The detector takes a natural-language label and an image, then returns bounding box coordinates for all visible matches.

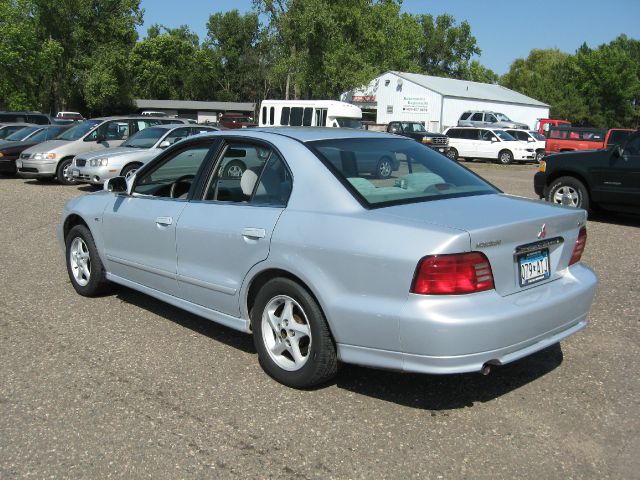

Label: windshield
[5,126,41,141]
[495,113,512,122]
[530,131,545,141]
[58,120,101,141]
[122,127,166,148]
[494,130,517,141]
[402,122,426,133]
[309,138,497,207]
[335,117,363,129]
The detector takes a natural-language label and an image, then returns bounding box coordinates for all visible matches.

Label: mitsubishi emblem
[537,223,547,239]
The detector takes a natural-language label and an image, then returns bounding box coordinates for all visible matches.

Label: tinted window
[460,112,471,120]
[494,130,516,141]
[302,107,313,126]
[0,125,29,139]
[623,134,640,155]
[104,121,129,140]
[28,125,69,142]
[461,129,479,140]
[0,113,22,122]
[471,113,483,121]
[607,130,632,146]
[310,138,497,207]
[269,107,275,125]
[446,128,461,138]
[261,106,267,124]
[289,107,303,126]
[280,107,290,125]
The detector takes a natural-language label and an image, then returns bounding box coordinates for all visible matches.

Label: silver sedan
[71,124,218,185]
[57,128,597,388]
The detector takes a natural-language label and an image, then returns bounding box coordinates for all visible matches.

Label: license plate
[518,248,550,287]
[72,168,80,177]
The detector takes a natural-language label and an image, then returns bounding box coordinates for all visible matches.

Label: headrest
[240,168,259,196]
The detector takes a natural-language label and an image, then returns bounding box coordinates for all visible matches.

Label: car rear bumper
[338,263,597,375]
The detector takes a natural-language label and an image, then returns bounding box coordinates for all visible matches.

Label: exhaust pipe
[480,363,492,376]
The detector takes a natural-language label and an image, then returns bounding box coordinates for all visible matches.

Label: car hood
[77,146,155,161]
[22,139,69,154]
[0,140,39,153]
[377,193,587,296]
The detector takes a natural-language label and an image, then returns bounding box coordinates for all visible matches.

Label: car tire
[65,224,111,296]
[498,150,513,165]
[376,156,393,179]
[56,157,77,185]
[121,162,142,179]
[251,277,337,388]
[546,176,590,210]
[223,160,246,179]
[535,149,545,162]
[445,148,458,161]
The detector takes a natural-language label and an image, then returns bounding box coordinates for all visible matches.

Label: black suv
[386,121,449,156]
[534,129,640,213]
[0,111,56,125]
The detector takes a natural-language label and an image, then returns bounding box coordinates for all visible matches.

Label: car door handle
[242,227,266,239]
[156,216,173,226]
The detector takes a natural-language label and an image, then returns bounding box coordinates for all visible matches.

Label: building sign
[402,96,428,113]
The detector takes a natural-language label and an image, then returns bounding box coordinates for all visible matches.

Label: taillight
[411,252,495,295]
[568,227,587,266]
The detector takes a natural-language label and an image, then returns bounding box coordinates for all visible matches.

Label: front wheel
[121,162,142,179]
[546,176,590,210]
[535,149,545,162]
[376,156,393,179]
[65,225,110,296]
[252,278,337,388]
[498,150,513,165]
[56,158,78,185]
[445,148,458,161]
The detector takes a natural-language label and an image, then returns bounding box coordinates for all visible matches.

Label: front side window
[485,114,498,123]
[122,127,166,148]
[471,113,483,121]
[623,134,640,155]
[608,130,632,146]
[310,138,497,207]
[133,143,212,197]
[104,121,130,140]
[480,130,496,142]
[496,113,512,122]
[163,127,191,145]
[203,142,292,205]
[494,130,516,141]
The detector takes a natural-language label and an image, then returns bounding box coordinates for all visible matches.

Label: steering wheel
[169,174,195,198]
[424,183,456,194]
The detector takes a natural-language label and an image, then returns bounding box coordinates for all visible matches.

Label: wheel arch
[545,170,592,194]
[120,161,143,175]
[245,268,336,344]
[63,213,90,240]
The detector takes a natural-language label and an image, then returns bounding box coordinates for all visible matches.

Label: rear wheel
[252,278,337,388]
[547,176,590,210]
[498,150,513,165]
[56,157,77,185]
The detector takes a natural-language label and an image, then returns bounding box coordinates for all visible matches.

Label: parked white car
[443,127,536,164]
[71,124,218,185]
[504,129,546,161]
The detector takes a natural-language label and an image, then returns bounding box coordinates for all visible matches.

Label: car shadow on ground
[114,287,256,354]
[115,285,563,408]
[334,344,564,410]
[589,211,640,227]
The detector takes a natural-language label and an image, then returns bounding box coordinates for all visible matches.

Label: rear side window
[460,112,471,120]
[471,113,483,121]
[461,129,479,140]
[289,107,303,126]
[280,107,290,125]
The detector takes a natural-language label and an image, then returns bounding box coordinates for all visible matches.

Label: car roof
[231,127,406,143]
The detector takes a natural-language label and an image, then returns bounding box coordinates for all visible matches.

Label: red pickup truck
[545,126,634,153]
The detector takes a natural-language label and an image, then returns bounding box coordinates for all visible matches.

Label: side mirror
[158,140,171,148]
[104,176,128,193]
[491,137,498,143]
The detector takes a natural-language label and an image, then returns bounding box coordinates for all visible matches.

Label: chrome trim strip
[177,274,237,295]
[106,255,177,280]
[514,237,563,255]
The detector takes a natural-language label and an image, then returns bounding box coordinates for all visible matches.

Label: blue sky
[138,0,639,75]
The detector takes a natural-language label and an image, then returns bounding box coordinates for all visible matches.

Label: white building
[341,71,549,133]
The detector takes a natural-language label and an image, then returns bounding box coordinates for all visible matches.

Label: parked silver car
[58,128,597,388]
[17,116,191,184]
[458,111,529,130]
[71,124,218,185]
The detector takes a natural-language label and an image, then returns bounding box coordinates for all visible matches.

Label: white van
[259,100,362,129]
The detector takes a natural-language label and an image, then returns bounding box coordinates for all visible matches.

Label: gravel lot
[1,162,638,479]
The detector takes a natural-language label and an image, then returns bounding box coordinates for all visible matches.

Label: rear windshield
[58,120,101,141]
[309,138,497,207]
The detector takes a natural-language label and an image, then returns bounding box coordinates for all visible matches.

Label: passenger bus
[259,100,363,128]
